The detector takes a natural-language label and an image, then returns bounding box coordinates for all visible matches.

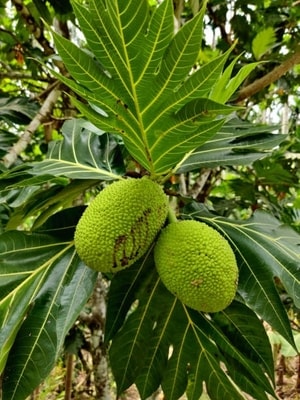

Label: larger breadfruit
[74,177,168,273]
[154,220,238,313]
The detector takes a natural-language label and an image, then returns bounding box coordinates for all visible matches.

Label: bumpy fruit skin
[74,177,168,273]
[154,220,238,313]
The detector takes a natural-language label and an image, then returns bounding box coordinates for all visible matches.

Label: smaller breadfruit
[154,220,238,313]
[74,177,168,273]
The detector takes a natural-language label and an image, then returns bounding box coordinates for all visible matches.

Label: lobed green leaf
[107,252,276,400]
[52,0,255,176]
[178,118,284,172]
[30,118,125,180]
[0,214,97,399]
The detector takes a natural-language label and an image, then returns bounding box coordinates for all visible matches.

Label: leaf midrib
[8,243,74,400]
[114,1,154,173]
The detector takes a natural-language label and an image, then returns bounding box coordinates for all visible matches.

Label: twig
[0,71,50,81]
[64,352,74,400]
[207,3,233,47]
[189,169,212,199]
[2,85,61,168]
[235,49,300,102]
[296,354,300,392]
[34,79,61,101]
[11,0,67,72]
[11,0,54,56]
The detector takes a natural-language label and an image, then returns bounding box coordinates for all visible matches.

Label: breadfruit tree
[0,0,300,399]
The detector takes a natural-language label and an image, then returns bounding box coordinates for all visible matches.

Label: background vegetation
[0,0,299,399]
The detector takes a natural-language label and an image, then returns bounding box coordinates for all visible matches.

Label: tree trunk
[89,275,111,400]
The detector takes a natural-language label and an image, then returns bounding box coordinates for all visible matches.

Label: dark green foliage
[0,95,38,125]
[0,0,299,399]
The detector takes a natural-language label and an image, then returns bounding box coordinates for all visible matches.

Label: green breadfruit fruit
[154,220,238,313]
[74,177,168,273]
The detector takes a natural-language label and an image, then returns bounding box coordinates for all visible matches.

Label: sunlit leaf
[51,0,255,176]
[209,51,259,104]
[252,27,277,60]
